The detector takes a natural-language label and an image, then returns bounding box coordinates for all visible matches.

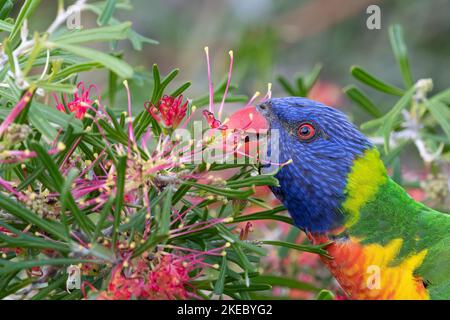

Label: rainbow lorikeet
[256,97,450,300]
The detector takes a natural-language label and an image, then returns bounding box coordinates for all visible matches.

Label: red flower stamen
[53,82,98,119]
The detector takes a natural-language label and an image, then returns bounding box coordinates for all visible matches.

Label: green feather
[348,177,450,299]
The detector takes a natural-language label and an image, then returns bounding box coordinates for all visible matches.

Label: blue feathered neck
[259,97,373,233]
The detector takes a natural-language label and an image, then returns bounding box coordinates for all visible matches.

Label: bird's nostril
[257,102,270,111]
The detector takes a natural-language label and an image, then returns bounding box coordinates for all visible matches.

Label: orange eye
[297,122,316,141]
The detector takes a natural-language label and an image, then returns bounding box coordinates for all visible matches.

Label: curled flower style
[53,82,99,119]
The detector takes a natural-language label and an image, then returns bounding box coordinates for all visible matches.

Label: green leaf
[431,87,450,104]
[150,63,161,102]
[0,278,33,299]
[127,30,159,50]
[230,205,292,226]
[112,155,127,246]
[261,240,332,258]
[304,63,323,93]
[0,19,13,32]
[47,42,133,79]
[157,68,179,99]
[0,221,70,253]
[351,66,404,96]
[223,283,271,292]
[9,0,41,42]
[158,188,173,236]
[192,94,247,108]
[252,275,320,292]
[51,22,131,44]
[425,99,450,142]
[361,86,415,134]
[30,102,83,133]
[22,33,43,76]
[278,227,300,259]
[31,275,66,300]
[31,143,94,235]
[226,175,279,188]
[34,81,77,94]
[232,213,293,226]
[183,181,254,199]
[28,109,58,140]
[344,85,382,118]
[59,168,79,236]
[53,61,103,81]
[108,68,118,106]
[389,24,414,88]
[380,87,416,152]
[29,143,64,189]
[316,289,335,300]
[296,77,306,97]
[277,76,296,96]
[231,243,255,272]
[85,3,158,50]
[3,37,15,73]
[170,81,191,97]
[0,86,19,101]
[213,255,227,295]
[0,193,67,240]
[0,258,102,275]
[92,197,114,242]
[97,0,117,25]
[0,1,13,20]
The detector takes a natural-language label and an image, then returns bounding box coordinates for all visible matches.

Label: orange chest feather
[311,235,429,300]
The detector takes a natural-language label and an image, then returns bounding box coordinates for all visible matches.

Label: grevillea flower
[97,254,196,300]
[53,82,98,119]
[145,95,188,129]
[308,81,342,106]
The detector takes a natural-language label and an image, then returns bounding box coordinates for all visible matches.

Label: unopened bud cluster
[421,173,449,202]
[23,189,59,219]
[0,124,32,153]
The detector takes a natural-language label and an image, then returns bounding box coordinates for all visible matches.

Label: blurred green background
[26,0,450,111]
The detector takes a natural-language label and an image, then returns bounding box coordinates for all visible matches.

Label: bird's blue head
[257,97,373,233]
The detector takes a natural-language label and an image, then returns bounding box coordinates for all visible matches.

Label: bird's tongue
[225,106,268,131]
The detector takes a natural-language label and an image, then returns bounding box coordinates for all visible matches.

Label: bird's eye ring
[297,121,317,142]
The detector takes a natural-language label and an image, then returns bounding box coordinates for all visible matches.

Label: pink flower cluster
[145,95,188,129]
[54,82,97,119]
[97,255,193,300]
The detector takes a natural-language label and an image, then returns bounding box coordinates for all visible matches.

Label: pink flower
[145,95,188,128]
[225,106,268,131]
[407,188,426,201]
[53,82,97,119]
[97,255,196,300]
[308,81,342,106]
